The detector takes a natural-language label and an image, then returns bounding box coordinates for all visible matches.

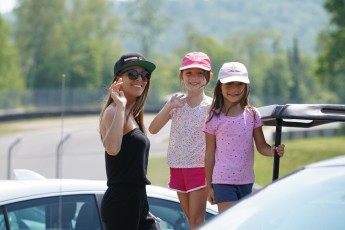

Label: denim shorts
[169,167,206,193]
[213,183,253,203]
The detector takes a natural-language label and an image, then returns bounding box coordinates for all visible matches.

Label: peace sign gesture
[109,78,126,108]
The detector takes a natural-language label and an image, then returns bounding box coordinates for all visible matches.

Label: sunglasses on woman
[121,69,151,82]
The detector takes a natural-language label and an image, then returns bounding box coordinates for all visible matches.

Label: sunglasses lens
[127,70,138,80]
[141,71,151,81]
[124,69,151,81]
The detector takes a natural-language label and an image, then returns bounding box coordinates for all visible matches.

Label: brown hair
[206,81,254,122]
[99,76,150,137]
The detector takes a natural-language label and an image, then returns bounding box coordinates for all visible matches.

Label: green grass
[148,136,345,187]
[147,155,170,187]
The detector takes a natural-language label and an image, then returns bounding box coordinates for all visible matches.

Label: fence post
[56,134,70,178]
[7,138,21,179]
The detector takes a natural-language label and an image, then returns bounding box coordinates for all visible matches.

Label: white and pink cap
[218,62,250,84]
[179,52,212,71]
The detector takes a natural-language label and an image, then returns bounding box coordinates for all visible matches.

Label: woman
[99,53,158,229]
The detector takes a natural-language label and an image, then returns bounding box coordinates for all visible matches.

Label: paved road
[0,114,171,180]
[1,114,339,180]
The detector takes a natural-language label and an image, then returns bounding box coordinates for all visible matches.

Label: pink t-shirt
[202,107,263,184]
[167,96,212,168]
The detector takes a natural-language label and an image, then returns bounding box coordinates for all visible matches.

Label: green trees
[122,0,170,59]
[0,16,24,108]
[316,0,345,102]
[0,16,23,90]
[14,0,120,89]
[0,0,342,111]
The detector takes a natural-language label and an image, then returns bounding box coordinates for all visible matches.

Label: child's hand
[167,94,186,109]
[272,144,285,157]
[207,188,216,205]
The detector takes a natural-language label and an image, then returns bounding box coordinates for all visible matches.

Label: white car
[200,103,345,230]
[0,169,218,230]
[199,155,345,230]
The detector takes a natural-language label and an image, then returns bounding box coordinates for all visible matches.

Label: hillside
[118,0,329,55]
[2,0,329,55]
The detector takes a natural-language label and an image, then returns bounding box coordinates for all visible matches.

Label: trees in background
[121,0,170,59]
[14,0,120,90]
[0,0,342,111]
[316,0,345,102]
[0,16,25,108]
[0,17,23,90]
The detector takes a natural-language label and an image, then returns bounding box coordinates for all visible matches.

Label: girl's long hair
[206,81,252,122]
[99,77,150,137]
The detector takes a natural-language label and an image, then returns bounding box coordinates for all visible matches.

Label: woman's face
[118,66,149,99]
[221,81,246,105]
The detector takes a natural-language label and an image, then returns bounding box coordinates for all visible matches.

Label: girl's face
[221,81,246,105]
[181,68,207,92]
[118,66,149,99]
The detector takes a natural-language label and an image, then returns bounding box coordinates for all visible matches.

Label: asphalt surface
[1,114,338,181]
[0,114,171,180]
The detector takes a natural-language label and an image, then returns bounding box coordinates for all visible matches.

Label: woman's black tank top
[105,128,151,186]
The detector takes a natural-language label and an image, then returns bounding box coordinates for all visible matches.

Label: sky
[0,0,17,14]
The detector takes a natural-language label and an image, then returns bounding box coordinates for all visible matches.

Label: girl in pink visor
[149,52,213,229]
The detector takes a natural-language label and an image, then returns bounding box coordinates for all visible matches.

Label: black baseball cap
[113,53,156,76]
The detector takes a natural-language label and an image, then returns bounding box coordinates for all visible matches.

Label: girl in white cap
[203,62,285,213]
[149,52,213,229]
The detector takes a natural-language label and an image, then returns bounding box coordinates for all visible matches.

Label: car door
[148,197,216,230]
[1,194,102,230]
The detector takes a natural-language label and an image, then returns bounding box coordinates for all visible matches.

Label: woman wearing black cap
[99,53,158,229]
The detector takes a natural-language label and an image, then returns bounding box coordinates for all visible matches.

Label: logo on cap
[124,56,143,63]
[218,62,250,84]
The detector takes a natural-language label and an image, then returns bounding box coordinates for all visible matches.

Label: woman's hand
[110,78,126,108]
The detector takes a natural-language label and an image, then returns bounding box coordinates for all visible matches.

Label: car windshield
[203,166,345,230]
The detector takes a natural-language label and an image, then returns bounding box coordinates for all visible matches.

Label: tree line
[0,0,343,112]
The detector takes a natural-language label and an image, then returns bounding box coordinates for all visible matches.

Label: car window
[148,197,190,230]
[0,207,6,229]
[148,197,215,230]
[5,194,102,230]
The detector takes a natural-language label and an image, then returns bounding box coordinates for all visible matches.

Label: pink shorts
[168,167,206,193]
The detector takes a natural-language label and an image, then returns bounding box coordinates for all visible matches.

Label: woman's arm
[101,79,126,156]
[101,104,125,156]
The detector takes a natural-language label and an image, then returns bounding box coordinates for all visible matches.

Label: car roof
[259,104,345,127]
[0,177,107,204]
[305,155,345,168]
[0,178,185,204]
[0,169,181,203]
[0,169,218,213]
[258,104,345,181]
